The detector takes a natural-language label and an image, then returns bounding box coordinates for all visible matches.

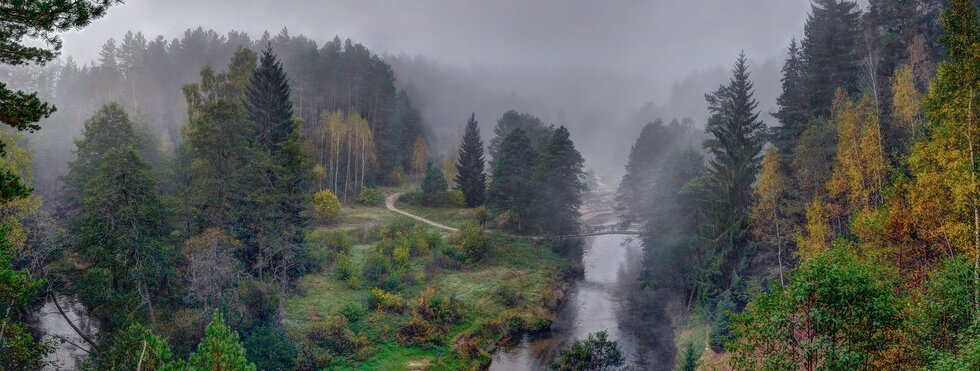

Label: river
[489,232,675,370]
[34,295,98,370]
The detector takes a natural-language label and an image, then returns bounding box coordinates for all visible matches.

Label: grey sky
[61,0,812,100]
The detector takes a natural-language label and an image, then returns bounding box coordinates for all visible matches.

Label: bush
[305,229,354,267]
[379,216,419,240]
[370,288,407,313]
[446,222,489,263]
[549,331,624,371]
[397,316,442,346]
[236,277,280,329]
[362,249,400,290]
[243,324,297,371]
[475,205,488,226]
[356,186,382,206]
[413,286,466,326]
[335,252,361,289]
[448,189,465,207]
[311,189,342,223]
[304,315,371,363]
[339,302,368,322]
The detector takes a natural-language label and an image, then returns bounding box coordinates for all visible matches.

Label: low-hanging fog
[55,0,808,182]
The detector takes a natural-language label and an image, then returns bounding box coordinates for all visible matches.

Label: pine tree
[801,0,862,119]
[488,128,538,232]
[701,53,767,294]
[182,312,257,371]
[488,110,554,165]
[181,48,256,233]
[455,113,487,207]
[245,44,294,155]
[73,145,172,332]
[420,163,449,207]
[240,45,313,320]
[532,126,586,236]
[616,119,696,224]
[772,39,810,159]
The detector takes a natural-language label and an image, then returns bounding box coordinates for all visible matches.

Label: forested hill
[1,28,426,197]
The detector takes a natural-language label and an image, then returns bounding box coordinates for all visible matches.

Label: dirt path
[385,192,459,232]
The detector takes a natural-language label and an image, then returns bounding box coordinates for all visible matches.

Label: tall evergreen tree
[701,53,767,294]
[245,44,294,155]
[532,126,586,236]
[73,146,172,332]
[455,113,487,207]
[240,45,312,319]
[488,128,538,232]
[181,48,257,234]
[616,119,696,224]
[772,39,810,159]
[801,0,862,119]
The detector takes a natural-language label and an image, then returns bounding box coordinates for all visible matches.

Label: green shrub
[303,315,371,367]
[311,189,342,223]
[370,288,407,313]
[356,186,382,206]
[305,229,353,266]
[448,189,465,207]
[243,324,297,371]
[446,222,488,263]
[339,302,368,322]
[549,331,624,371]
[362,249,397,289]
[475,205,488,226]
[413,286,466,326]
[379,216,419,240]
[335,252,361,289]
[396,316,442,346]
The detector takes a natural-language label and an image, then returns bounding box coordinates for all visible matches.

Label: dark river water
[489,232,675,370]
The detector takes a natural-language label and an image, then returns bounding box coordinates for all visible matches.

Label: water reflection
[489,234,674,370]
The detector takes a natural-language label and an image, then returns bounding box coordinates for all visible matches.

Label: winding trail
[385,192,459,232]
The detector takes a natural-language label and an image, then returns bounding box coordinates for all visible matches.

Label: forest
[2,0,980,370]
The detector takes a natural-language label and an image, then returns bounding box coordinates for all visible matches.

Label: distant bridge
[564,221,641,237]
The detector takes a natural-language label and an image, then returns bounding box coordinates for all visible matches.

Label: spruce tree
[532,126,586,235]
[488,110,553,164]
[240,45,312,314]
[420,163,449,207]
[181,48,257,233]
[183,312,257,371]
[245,44,294,154]
[801,0,862,119]
[701,53,766,293]
[73,145,172,332]
[488,128,538,232]
[455,113,487,207]
[772,39,809,159]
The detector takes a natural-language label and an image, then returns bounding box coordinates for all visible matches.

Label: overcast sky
[60,0,815,99]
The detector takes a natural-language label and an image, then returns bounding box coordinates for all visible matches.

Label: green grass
[285,192,569,369]
[398,204,477,229]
